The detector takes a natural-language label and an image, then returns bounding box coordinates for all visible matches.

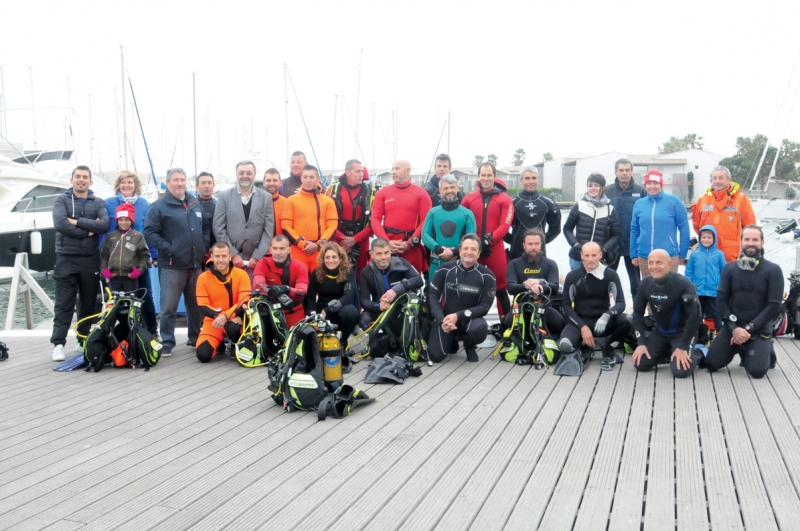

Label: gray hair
[439,173,458,186]
[711,165,732,180]
[236,160,257,173]
[520,165,539,177]
[345,159,362,171]
[166,167,186,181]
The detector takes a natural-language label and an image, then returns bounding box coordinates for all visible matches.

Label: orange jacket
[281,189,338,248]
[196,265,252,319]
[692,182,756,262]
[272,192,287,237]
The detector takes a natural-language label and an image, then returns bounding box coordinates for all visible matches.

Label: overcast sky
[1,0,799,179]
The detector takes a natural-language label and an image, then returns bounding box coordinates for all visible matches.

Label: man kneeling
[632,250,703,377]
[428,234,496,363]
[196,242,251,363]
[557,242,630,372]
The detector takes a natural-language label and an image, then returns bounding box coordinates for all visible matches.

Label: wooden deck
[3,332,800,530]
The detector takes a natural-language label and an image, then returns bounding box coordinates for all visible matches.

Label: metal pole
[192,72,197,179]
[88,94,93,170]
[114,87,121,171]
[284,63,289,163]
[29,67,36,149]
[355,48,362,159]
[121,45,128,169]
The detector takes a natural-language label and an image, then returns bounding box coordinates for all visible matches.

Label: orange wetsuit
[272,191,287,237]
[281,188,338,274]
[195,264,252,362]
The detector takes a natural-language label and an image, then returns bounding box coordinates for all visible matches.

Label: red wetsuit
[461,179,514,320]
[326,175,374,279]
[253,256,309,327]
[371,181,432,273]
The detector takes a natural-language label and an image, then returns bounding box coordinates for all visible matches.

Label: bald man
[559,242,631,366]
[632,250,704,377]
[371,159,432,273]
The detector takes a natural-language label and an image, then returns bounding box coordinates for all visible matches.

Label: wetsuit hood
[480,178,509,196]
[518,189,541,200]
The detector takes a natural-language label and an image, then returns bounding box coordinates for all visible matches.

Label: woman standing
[304,243,360,342]
[103,171,158,336]
[563,173,621,270]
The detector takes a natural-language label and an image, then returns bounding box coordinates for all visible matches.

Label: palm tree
[487,154,498,166]
[473,155,484,167]
[683,133,704,150]
[542,152,553,161]
[512,148,526,166]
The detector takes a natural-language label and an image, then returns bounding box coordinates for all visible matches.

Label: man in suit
[213,160,275,278]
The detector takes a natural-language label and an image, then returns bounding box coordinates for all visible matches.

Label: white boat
[0,150,113,272]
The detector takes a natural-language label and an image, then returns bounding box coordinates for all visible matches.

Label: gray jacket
[213,186,274,261]
[53,189,110,256]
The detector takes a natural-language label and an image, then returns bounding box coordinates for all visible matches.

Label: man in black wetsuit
[422,154,464,207]
[506,166,561,260]
[505,228,565,335]
[631,249,703,377]
[704,225,783,378]
[428,234,496,363]
[358,238,425,329]
[559,242,631,364]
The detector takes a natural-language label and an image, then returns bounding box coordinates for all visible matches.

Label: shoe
[614,353,624,365]
[52,344,66,362]
[465,347,479,362]
[449,343,460,355]
[186,339,195,347]
[162,350,172,358]
[153,333,161,343]
[75,340,84,353]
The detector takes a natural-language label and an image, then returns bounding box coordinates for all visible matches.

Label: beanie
[643,170,664,186]
[115,203,136,223]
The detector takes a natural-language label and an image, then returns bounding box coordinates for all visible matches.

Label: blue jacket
[144,191,210,269]
[685,225,727,297]
[605,178,646,256]
[629,191,690,259]
[102,194,157,259]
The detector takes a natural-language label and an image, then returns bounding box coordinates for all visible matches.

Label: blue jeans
[158,267,202,351]
[569,258,583,271]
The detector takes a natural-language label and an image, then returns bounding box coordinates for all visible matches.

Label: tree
[658,133,704,154]
[687,171,695,202]
[487,154,498,166]
[718,135,800,190]
[473,155,484,167]
[542,152,553,161]
[512,148,526,166]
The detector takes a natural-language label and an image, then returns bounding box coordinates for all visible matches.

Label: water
[0,273,57,330]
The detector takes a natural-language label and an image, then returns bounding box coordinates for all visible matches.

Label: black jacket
[198,196,217,247]
[144,191,210,269]
[53,189,110,256]
[605,179,645,256]
[305,267,357,314]
[563,199,620,262]
[359,256,424,314]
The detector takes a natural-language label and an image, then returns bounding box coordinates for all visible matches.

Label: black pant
[633,329,702,378]
[327,305,359,342]
[699,296,722,332]
[560,314,631,356]
[51,254,101,346]
[359,309,380,330]
[108,276,138,293]
[428,317,488,363]
[503,306,565,337]
[610,254,641,299]
[138,268,158,335]
[705,328,772,379]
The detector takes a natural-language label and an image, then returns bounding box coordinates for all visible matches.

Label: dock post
[5,252,54,330]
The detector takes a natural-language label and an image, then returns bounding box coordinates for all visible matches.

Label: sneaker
[162,350,172,358]
[465,347,479,362]
[52,344,66,362]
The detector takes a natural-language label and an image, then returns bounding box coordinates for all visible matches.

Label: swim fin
[553,351,584,377]
[53,354,88,372]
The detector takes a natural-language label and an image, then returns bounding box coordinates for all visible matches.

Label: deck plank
[674,375,709,530]
[642,368,675,530]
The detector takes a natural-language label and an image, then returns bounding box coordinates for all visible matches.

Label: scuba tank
[318,320,344,390]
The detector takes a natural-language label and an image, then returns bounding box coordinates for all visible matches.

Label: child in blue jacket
[685,225,726,332]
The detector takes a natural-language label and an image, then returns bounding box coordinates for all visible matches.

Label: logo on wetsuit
[523,268,542,274]
[651,293,668,302]
[446,281,480,295]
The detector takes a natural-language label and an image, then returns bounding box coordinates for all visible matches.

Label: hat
[115,203,136,223]
[643,170,664,186]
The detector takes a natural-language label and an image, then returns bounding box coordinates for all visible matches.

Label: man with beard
[631,250,703,377]
[704,226,783,378]
[280,151,307,197]
[428,234,496,363]
[263,168,286,237]
[506,166,561,260]
[326,159,374,278]
[213,161,274,278]
[423,154,464,207]
[505,228,565,336]
[422,174,476,279]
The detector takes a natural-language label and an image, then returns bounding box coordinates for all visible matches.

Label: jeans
[158,267,202,351]
[51,254,101,346]
[569,258,583,271]
[610,254,641,299]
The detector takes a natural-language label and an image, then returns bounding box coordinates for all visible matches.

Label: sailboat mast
[284,63,289,163]
[192,72,197,178]
[355,48,362,158]
[29,67,36,149]
[332,95,337,170]
[121,45,128,169]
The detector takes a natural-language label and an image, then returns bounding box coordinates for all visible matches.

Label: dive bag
[268,322,328,411]
[365,291,429,362]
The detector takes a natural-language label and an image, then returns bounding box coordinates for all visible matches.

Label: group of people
[49,153,783,380]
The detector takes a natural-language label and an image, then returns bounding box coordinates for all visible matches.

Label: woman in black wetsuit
[305,243,360,341]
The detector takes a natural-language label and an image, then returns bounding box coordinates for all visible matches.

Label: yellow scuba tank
[319,330,343,389]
